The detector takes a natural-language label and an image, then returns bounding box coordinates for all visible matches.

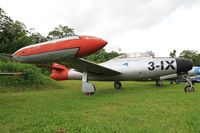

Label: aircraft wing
[0,53,13,61]
[0,72,24,76]
[58,58,121,76]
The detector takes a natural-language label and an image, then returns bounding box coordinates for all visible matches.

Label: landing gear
[114,81,122,89]
[182,74,195,92]
[156,80,163,87]
[82,72,96,96]
[184,85,194,92]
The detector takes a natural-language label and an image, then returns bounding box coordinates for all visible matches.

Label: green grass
[1,81,200,133]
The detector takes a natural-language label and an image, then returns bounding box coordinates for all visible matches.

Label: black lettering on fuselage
[148,62,155,70]
[148,60,175,71]
[165,61,175,70]
[161,61,164,70]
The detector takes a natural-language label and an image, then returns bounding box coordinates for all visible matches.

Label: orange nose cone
[99,39,108,48]
[76,36,108,58]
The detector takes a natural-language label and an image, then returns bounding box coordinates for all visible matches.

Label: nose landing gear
[182,74,195,92]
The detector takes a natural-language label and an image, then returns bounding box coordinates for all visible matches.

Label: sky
[1,0,200,57]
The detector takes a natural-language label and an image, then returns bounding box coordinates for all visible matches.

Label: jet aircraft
[47,55,193,95]
[0,35,194,95]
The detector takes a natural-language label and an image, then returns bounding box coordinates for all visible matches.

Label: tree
[85,49,120,63]
[179,50,200,66]
[169,49,176,58]
[0,8,76,54]
[0,8,32,54]
[146,51,155,58]
[47,24,75,40]
[30,32,46,44]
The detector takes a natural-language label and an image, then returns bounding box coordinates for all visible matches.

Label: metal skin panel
[13,48,79,63]
[58,58,121,76]
[68,69,83,80]
[66,57,178,81]
[99,57,176,80]
[8,35,107,63]
[13,36,107,59]
[49,56,193,94]
[13,36,80,53]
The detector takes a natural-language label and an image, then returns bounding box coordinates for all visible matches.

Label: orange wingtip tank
[13,36,107,63]
[50,63,70,81]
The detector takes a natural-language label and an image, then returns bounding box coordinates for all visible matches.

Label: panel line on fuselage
[13,48,79,63]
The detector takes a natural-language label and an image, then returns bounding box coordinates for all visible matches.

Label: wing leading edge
[58,58,121,76]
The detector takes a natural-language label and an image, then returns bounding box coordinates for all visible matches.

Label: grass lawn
[1,81,200,133]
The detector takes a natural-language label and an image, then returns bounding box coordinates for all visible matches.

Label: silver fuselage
[68,57,179,81]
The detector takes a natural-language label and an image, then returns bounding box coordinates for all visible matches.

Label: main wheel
[184,85,194,92]
[156,80,163,86]
[85,92,95,96]
[84,84,96,96]
[114,81,122,89]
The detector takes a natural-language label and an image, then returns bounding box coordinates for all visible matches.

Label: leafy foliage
[0,8,76,54]
[0,60,54,87]
[146,51,155,58]
[179,50,200,66]
[169,49,177,58]
[85,49,120,63]
[0,8,32,54]
[29,32,46,44]
[47,24,75,40]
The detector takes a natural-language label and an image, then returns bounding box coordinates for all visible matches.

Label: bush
[0,60,56,89]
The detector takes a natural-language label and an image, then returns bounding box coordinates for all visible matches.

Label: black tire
[184,85,194,92]
[156,80,163,86]
[114,81,122,89]
[85,92,95,96]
